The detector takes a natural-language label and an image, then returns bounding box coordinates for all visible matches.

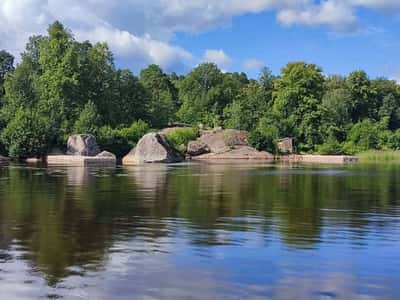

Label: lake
[0,162,399,299]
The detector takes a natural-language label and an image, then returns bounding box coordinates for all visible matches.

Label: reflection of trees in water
[0,164,399,285]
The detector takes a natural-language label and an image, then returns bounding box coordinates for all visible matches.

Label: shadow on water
[0,162,400,299]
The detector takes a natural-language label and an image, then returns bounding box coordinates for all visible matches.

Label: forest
[0,21,400,159]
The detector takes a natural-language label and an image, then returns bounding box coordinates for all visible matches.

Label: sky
[0,0,399,79]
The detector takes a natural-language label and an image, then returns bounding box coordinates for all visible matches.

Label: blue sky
[173,9,400,78]
[0,1,399,79]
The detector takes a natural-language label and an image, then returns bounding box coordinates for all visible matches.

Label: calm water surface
[0,162,399,299]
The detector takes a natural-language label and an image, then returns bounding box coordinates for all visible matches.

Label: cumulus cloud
[278,1,359,32]
[0,0,399,72]
[203,49,233,70]
[243,59,265,71]
[75,26,194,71]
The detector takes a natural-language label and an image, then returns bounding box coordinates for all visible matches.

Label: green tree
[223,69,273,131]
[1,109,51,158]
[73,101,101,135]
[346,71,377,122]
[110,69,147,127]
[177,63,227,126]
[343,119,380,153]
[272,62,325,151]
[140,64,178,128]
[248,117,279,154]
[0,50,14,98]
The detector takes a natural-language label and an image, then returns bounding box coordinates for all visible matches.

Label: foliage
[73,101,101,135]
[140,64,179,128]
[165,128,199,153]
[316,130,343,155]
[177,63,247,127]
[0,50,14,98]
[119,120,150,144]
[248,118,279,154]
[2,21,400,159]
[1,109,51,158]
[272,62,325,151]
[97,120,150,158]
[223,72,273,131]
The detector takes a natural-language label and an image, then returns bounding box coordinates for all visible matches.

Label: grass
[358,150,400,162]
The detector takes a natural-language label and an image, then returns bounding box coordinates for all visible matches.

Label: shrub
[341,141,360,155]
[249,122,279,154]
[387,129,400,150]
[97,120,150,158]
[119,120,149,144]
[1,109,52,158]
[345,119,379,152]
[317,130,343,155]
[165,127,199,153]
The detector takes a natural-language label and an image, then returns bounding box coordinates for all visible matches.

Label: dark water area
[0,162,399,299]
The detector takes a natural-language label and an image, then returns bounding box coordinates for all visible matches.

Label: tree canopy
[1,21,400,158]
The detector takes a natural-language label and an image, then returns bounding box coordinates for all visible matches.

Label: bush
[97,120,150,158]
[387,129,400,150]
[249,121,279,154]
[316,130,343,155]
[1,109,52,158]
[119,120,149,143]
[345,119,379,152]
[341,141,360,155]
[165,127,199,153]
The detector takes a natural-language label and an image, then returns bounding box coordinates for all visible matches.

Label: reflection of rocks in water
[125,165,169,195]
[66,167,90,186]
[63,167,116,187]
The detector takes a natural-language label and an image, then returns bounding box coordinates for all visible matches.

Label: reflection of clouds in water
[0,251,50,300]
[266,273,397,300]
[3,238,396,300]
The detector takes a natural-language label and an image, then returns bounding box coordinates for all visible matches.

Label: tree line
[0,21,399,159]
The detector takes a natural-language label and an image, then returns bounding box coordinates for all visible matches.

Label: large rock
[193,146,274,160]
[187,141,210,156]
[122,133,184,165]
[190,128,273,160]
[97,151,116,159]
[198,129,249,153]
[67,134,100,156]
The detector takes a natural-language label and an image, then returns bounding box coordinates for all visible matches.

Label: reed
[358,150,400,162]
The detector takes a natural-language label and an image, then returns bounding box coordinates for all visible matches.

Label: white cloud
[278,1,358,31]
[203,49,233,70]
[75,26,194,71]
[243,59,265,71]
[0,0,399,72]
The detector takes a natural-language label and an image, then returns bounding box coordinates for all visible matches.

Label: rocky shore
[16,130,358,167]
[121,128,274,165]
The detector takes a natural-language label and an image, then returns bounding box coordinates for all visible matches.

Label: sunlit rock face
[123,133,184,165]
[67,134,101,157]
[190,128,273,160]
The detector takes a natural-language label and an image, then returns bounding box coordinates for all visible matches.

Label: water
[0,162,399,299]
